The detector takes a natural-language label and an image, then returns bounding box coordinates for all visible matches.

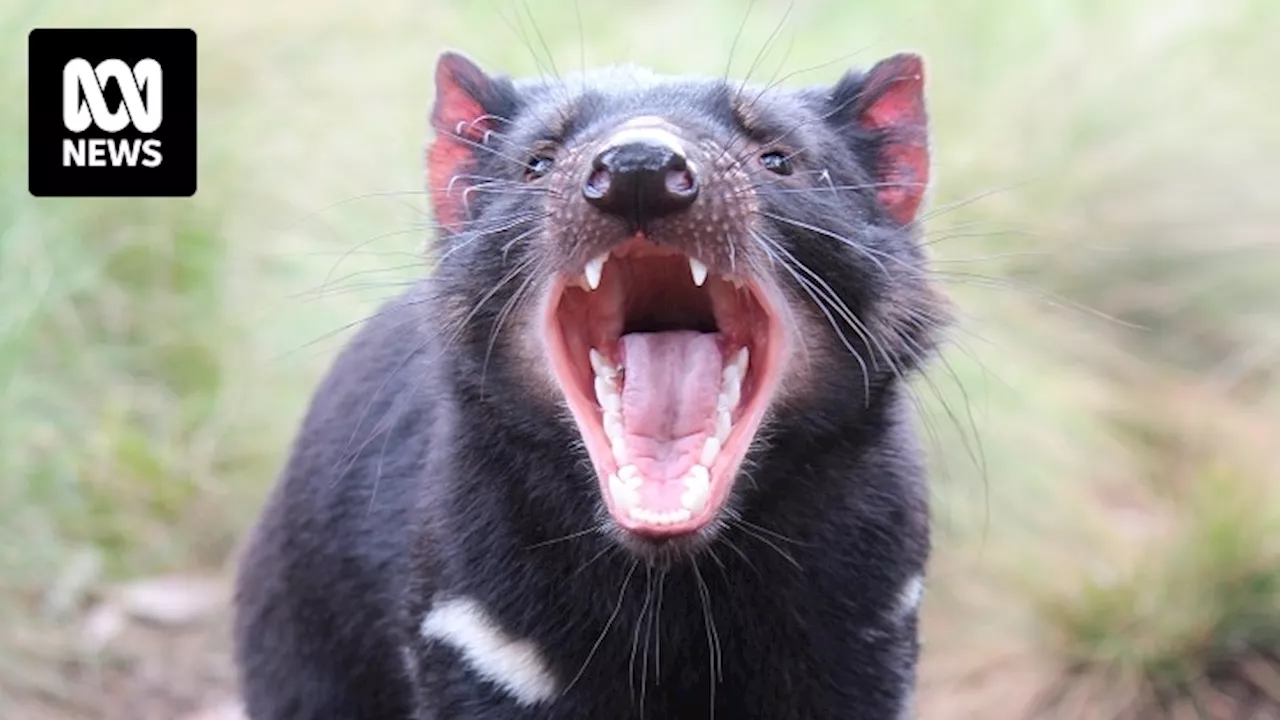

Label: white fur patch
[895,574,925,620]
[420,596,558,706]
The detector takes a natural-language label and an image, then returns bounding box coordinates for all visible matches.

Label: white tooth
[686,464,710,490]
[689,257,708,287]
[603,408,628,462]
[594,376,615,404]
[594,373,620,413]
[722,364,742,393]
[603,411,623,442]
[681,465,711,513]
[609,474,638,507]
[600,392,621,414]
[584,254,607,290]
[681,487,708,513]
[699,437,720,467]
[720,378,741,411]
[716,410,732,443]
[618,464,642,488]
[589,348,616,379]
[731,346,750,377]
[631,507,691,525]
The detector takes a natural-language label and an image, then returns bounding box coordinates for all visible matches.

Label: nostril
[665,167,696,197]
[584,167,612,200]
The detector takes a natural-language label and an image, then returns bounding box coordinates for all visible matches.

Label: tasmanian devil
[233,47,951,720]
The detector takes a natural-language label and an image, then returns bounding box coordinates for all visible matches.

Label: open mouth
[543,237,785,538]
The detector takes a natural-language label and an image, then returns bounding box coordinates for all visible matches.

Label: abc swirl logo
[28,28,196,198]
[61,57,165,168]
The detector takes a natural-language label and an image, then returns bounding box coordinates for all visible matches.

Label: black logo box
[28,28,197,198]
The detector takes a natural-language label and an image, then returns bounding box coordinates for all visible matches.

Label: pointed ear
[830,53,930,225]
[427,51,519,232]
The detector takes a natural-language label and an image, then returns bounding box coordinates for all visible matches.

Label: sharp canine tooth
[689,258,708,287]
[584,254,607,290]
[732,347,750,376]
[700,437,720,466]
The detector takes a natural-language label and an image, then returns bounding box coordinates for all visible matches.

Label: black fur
[234,54,948,720]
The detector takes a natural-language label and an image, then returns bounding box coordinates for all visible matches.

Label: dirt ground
[9,573,244,720]
[81,619,242,720]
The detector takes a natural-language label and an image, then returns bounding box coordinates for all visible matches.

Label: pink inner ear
[856,55,929,225]
[427,55,492,232]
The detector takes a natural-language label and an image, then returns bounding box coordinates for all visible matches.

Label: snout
[582,121,699,231]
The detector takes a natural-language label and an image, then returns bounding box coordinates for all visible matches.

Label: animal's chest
[411,574,896,720]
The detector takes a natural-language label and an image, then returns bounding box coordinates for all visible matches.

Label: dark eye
[526,155,555,180]
[759,151,793,175]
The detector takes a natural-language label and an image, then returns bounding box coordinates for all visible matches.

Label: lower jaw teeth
[618,465,642,485]
[628,507,692,526]
[591,346,748,528]
[608,461,712,526]
[611,439,629,464]
[608,473,641,508]
[680,465,711,511]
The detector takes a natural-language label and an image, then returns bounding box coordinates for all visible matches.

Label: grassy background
[2,0,1278,716]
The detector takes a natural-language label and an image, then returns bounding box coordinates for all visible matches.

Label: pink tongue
[618,331,722,486]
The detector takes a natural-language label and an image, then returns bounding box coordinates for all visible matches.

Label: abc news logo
[28,28,196,197]
[62,57,165,169]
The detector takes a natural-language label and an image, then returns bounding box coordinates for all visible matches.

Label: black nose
[582,140,698,227]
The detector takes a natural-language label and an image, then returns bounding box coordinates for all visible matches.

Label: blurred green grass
[2,0,1278,716]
